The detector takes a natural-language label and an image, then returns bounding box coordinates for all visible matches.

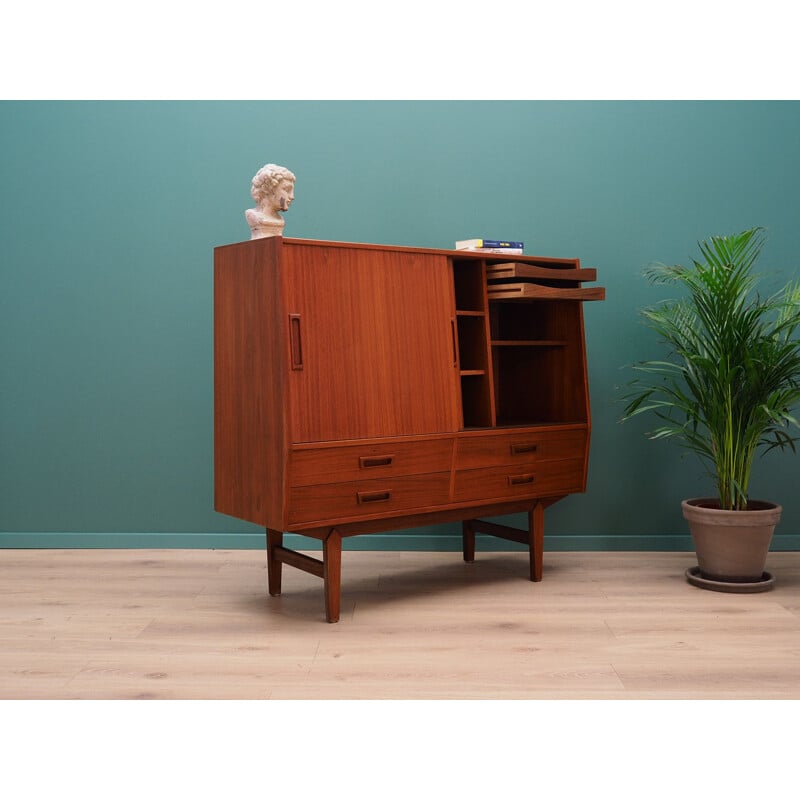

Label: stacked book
[455,238,524,255]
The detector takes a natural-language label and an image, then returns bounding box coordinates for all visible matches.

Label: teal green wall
[2,101,800,550]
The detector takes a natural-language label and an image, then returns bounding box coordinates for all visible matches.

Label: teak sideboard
[214,237,604,621]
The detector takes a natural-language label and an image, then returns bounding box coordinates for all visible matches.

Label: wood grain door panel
[285,244,460,442]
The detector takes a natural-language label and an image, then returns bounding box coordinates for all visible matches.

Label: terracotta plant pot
[682,498,782,585]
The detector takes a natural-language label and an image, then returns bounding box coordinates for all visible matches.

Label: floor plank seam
[609,662,627,693]
[603,620,618,640]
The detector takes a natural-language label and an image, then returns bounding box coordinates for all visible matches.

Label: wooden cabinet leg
[323,529,342,623]
[528,503,544,582]
[462,520,475,563]
[266,529,283,596]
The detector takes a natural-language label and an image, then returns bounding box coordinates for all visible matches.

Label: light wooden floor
[2,548,800,699]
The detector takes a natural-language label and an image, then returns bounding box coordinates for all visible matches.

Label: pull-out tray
[487,283,606,301]
[486,262,597,283]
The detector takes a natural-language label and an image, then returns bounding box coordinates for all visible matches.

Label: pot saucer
[685,566,774,593]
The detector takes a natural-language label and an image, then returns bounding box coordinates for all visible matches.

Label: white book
[457,247,524,255]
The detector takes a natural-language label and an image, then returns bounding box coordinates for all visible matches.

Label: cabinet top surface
[214,236,582,266]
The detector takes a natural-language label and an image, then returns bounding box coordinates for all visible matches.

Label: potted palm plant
[622,227,800,592]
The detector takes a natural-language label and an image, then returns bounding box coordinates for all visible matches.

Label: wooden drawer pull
[289,314,303,370]
[508,474,535,486]
[510,443,538,456]
[357,490,392,504]
[359,455,394,469]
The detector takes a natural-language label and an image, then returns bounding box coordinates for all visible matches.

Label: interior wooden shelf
[491,340,568,347]
[455,310,486,317]
[495,417,587,427]
[460,369,486,376]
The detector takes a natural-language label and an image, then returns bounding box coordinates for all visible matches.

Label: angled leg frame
[462,501,545,581]
[266,501,544,624]
[266,528,343,622]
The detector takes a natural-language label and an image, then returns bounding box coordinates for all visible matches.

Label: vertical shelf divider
[479,260,497,427]
[451,257,496,429]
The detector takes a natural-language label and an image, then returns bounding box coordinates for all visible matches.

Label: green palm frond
[621,227,800,510]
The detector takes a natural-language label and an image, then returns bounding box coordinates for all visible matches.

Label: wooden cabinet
[214,238,604,621]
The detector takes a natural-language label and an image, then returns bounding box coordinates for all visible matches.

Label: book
[456,238,524,250]
[459,247,524,254]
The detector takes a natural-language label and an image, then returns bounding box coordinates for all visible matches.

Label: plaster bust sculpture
[245,163,296,239]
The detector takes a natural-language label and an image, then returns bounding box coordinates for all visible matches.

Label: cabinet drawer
[455,429,586,470]
[290,438,453,487]
[453,458,584,503]
[288,472,451,525]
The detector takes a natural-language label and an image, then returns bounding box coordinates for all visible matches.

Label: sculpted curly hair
[251,164,296,204]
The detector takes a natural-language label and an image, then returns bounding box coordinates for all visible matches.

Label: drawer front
[290,438,454,487]
[288,472,451,525]
[453,458,585,503]
[455,429,586,470]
